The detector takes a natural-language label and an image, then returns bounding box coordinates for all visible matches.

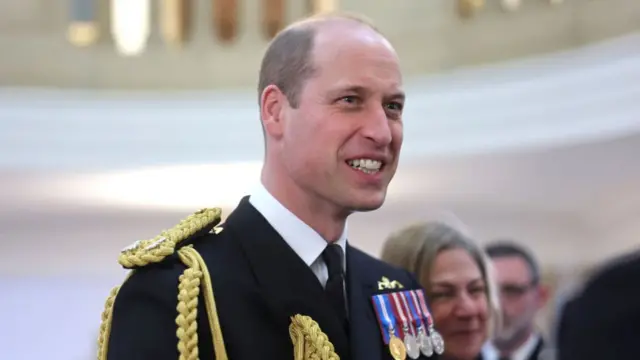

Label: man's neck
[494,327,535,356]
[261,172,347,243]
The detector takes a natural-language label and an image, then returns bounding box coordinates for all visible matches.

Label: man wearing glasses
[482,241,549,360]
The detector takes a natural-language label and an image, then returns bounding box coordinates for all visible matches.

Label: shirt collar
[248,183,348,269]
[482,333,541,360]
[512,333,540,360]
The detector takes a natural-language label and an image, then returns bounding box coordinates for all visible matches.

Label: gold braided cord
[176,264,201,360]
[289,314,340,360]
[97,284,121,360]
[96,208,223,360]
[118,208,222,269]
[177,246,228,360]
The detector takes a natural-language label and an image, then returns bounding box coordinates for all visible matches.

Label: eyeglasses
[499,283,536,298]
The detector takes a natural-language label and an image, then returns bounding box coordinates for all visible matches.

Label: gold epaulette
[118,207,223,269]
[97,207,229,360]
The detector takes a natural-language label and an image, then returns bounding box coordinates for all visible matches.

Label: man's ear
[536,284,551,309]
[260,85,286,139]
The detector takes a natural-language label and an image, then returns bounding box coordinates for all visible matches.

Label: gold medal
[389,334,407,360]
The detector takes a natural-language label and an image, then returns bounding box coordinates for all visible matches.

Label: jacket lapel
[223,197,350,358]
[346,245,389,360]
[529,336,545,360]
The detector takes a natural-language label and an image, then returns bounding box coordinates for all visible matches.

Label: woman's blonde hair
[380,221,501,337]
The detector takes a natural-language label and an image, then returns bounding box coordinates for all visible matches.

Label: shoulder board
[118,207,223,269]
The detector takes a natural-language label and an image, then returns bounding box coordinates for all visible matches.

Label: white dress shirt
[248,183,348,288]
[482,333,541,360]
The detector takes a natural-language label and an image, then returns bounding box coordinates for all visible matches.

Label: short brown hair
[257,12,379,109]
[485,240,541,285]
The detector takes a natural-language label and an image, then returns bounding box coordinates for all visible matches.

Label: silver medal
[403,326,420,359]
[418,326,434,357]
[429,327,445,355]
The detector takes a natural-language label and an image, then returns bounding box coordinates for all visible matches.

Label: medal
[389,333,407,360]
[406,290,434,357]
[429,329,445,355]
[372,294,406,360]
[418,326,434,356]
[403,332,419,359]
[391,292,420,359]
[416,289,445,355]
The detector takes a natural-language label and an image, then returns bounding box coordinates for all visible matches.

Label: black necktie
[322,244,348,328]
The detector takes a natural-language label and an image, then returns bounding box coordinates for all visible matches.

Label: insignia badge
[120,237,168,254]
[378,276,404,290]
[211,226,224,234]
[121,240,142,253]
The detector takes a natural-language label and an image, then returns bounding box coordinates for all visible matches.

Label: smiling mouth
[346,158,384,174]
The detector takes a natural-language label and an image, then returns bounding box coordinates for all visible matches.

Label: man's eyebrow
[328,85,367,95]
[387,91,405,102]
[326,85,405,102]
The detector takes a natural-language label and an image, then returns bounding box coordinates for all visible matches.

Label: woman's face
[427,248,489,360]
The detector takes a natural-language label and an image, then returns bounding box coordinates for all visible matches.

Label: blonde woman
[381,222,500,360]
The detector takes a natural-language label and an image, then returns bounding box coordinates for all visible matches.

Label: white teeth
[348,158,383,173]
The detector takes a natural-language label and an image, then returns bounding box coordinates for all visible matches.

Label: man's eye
[386,102,403,111]
[470,286,486,295]
[339,96,358,104]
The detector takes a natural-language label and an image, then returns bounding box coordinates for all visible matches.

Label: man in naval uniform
[99,12,441,360]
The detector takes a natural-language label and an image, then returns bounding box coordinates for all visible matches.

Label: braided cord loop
[289,314,340,360]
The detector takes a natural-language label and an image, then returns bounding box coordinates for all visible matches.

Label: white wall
[0,276,116,360]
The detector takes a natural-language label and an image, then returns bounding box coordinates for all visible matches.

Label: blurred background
[1,0,639,358]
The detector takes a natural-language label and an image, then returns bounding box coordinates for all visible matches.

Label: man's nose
[361,105,392,146]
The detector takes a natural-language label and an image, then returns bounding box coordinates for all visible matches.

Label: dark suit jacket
[106,197,436,360]
[476,336,545,360]
[556,250,640,360]
[528,337,545,360]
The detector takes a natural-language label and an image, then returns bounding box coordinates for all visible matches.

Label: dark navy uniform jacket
[557,250,640,360]
[106,196,438,360]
